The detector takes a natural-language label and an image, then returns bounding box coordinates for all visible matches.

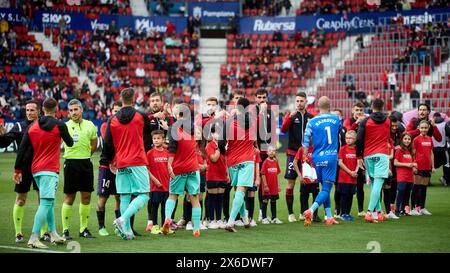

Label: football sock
[312,182,333,211]
[270,201,277,219]
[230,191,245,222]
[261,201,268,219]
[119,195,131,232]
[97,210,105,228]
[121,194,149,223]
[32,199,52,234]
[79,203,90,233]
[40,222,48,236]
[192,207,201,231]
[285,188,294,214]
[46,201,55,232]
[147,199,152,221]
[13,204,24,235]
[216,193,224,221]
[247,196,255,220]
[114,209,121,219]
[199,199,204,219]
[171,198,178,219]
[61,203,73,232]
[165,198,176,221]
[208,194,216,221]
[311,202,319,213]
[151,202,159,225]
[368,178,384,212]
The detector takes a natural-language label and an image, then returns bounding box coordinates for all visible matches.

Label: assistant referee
[61,99,98,240]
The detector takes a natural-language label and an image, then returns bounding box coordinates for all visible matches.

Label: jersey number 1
[325,126,332,145]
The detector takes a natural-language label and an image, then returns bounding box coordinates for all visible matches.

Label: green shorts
[228,161,255,188]
[364,154,390,180]
[170,171,200,195]
[116,166,150,195]
[33,171,59,199]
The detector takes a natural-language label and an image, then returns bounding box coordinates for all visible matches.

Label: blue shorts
[97,167,117,197]
[284,155,301,180]
[33,171,59,199]
[364,154,390,180]
[314,160,338,183]
[228,161,254,187]
[116,166,150,195]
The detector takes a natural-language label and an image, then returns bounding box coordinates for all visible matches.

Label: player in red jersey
[394,132,416,216]
[14,98,73,248]
[222,98,256,232]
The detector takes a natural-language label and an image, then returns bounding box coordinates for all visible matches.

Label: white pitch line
[0,245,66,253]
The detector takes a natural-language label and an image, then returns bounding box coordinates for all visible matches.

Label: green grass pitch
[0,152,449,253]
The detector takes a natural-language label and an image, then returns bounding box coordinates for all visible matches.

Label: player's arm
[58,121,74,147]
[90,136,98,155]
[431,123,442,142]
[199,159,207,172]
[293,157,304,184]
[102,119,116,163]
[431,149,435,172]
[167,129,178,179]
[13,128,32,183]
[280,112,291,133]
[302,122,312,157]
[209,147,221,163]
[406,119,420,137]
[338,158,356,177]
[0,123,20,148]
[261,174,269,192]
[148,170,162,188]
[254,161,260,187]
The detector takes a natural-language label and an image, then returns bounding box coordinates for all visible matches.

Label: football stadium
[0,0,450,255]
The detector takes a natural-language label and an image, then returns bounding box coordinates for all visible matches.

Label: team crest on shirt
[154,157,168,163]
[72,133,79,142]
[294,118,300,123]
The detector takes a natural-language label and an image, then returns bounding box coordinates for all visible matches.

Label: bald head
[318,96,330,112]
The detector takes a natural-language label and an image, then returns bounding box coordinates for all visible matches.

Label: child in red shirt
[293,144,320,222]
[337,130,359,222]
[260,146,282,224]
[412,121,435,215]
[394,132,416,216]
[205,127,228,229]
[146,130,170,234]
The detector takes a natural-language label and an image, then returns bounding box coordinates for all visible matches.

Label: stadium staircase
[32,32,98,96]
[199,38,226,101]
[304,34,374,95]
[130,0,150,17]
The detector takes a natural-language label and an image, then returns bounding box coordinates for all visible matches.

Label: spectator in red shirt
[411,121,435,216]
[260,146,282,224]
[394,132,416,216]
[166,20,175,37]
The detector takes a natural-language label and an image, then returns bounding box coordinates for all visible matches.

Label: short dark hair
[296,91,307,98]
[332,108,343,115]
[353,102,365,108]
[418,103,430,112]
[206,97,218,104]
[371,99,384,111]
[112,101,122,108]
[151,130,165,137]
[25,100,39,107]
[233,90,245,98]
[150,92,162,99]
[255,89,268,97]
[237,97,250,109]
[121,88,135,105]
[433,112,441,118]
[389,115,398,123]
[43,98,57,112]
